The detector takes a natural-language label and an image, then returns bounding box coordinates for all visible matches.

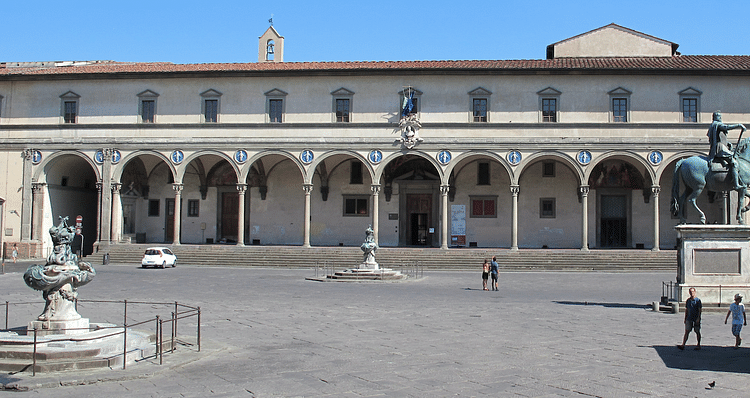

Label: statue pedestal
[27,318,90,337]
[676,225,750,304]
[357,261,379,270]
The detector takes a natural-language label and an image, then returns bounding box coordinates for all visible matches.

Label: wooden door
[221,192,239,242]
[165,199,175,243]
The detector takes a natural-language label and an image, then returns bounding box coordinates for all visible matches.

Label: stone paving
[0,261,748,397]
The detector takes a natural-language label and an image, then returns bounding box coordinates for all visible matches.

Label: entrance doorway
[406,194,432,246]
[600,194,627,247]
[165,199,175,243]
[221,192,239,243]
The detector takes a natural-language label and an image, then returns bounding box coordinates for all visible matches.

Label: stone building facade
[1,24,748,257]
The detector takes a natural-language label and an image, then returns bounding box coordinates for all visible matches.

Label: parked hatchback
[141,247,177,268]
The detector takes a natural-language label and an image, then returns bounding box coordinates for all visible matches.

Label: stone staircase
[101,244,677,272]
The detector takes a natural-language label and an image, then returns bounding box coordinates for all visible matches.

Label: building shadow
[651,345,750,373]
[554,300,650,309]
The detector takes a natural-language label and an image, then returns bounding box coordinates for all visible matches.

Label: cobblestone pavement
[1,262,747,397]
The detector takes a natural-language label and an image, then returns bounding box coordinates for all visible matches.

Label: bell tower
[258,26,284,63]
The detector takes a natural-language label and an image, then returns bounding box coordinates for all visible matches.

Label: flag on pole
[401,89,414,117]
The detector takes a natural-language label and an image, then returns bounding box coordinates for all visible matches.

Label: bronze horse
[671,138,750,224]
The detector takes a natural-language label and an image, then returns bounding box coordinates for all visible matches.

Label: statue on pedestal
[359,225,378,269]
[23,216,96,322]
[671,112,750,224]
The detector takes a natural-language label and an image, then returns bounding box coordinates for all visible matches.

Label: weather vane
[269,14,274,26]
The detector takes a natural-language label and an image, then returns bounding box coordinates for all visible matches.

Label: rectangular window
[542,161,555,177]
[187,200,200,217]
[542,98,557,122]
[148,199,160,216]
[350,161,363,184]
[336,99,350,122]
[477,162,490,185]
[344,196,368,216]
[63,101,77,123]
[204,99,218,123]
[612,98,628,122]
[540,198,556,218]
[682,98,697,122]
[470,197,496,218]
[141,100,156,123]
[269,99,283,123]
[473,98,487,122]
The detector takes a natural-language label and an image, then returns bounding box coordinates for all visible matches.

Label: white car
[141,247,177,268]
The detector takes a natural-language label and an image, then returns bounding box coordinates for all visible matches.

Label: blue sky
[3,0,749,64]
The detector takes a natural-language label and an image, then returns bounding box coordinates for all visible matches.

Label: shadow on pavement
[554,300,650,309]
[652,345,750,373]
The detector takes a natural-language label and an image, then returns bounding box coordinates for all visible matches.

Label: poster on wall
[451,205,466,247]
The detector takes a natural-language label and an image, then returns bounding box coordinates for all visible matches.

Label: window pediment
[398,88,423,96]
[200,89,223,98]
[137,89,159,98]
[60,91,80,99]
[264,88,288,97]
[679,87,702,96]
[608,87,632,96]
[537,87,561,96]
[468,87,492,96]
[331,87,355,96]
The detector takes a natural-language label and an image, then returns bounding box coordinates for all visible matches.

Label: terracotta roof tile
[2,56,750,76]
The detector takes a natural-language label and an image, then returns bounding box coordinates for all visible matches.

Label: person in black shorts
[482,259,489,291]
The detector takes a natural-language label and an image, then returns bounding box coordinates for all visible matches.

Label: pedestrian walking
[490,256,499,291]
[11,244,18,264]
[482,259,489,291]
[678,287,702,350]
[724,293,746,349]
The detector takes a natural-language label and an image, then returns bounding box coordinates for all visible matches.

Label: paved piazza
[1,261,748,397]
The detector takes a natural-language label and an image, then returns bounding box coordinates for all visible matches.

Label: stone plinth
[357,261,379,270]
[28,318,90,337]
[675,225,750,304]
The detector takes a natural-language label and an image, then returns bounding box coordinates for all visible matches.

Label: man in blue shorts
[678,287,702,350]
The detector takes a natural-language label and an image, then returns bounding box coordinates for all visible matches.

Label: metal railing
[661,281,678,303]
[2,299,201,376]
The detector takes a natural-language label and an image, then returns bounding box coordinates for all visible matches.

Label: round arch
[445,150,514,184]
[33,150,101,182]
[241,150,306,183]
[584,151,656,185]
[515,151,584,186]
[179,150,238,183]
[310,150,375,185]
[112,150,175,182]
[374,151,445,185]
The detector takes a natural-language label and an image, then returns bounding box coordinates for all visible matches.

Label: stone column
[440,185,450,249]
[110,183,122,243]
[21,149,34,242]
[721,191,729,225]
[31,183,46,242]
[100,149,113,245]
[371,184,381,245]
[172,183,183,245]
[303,184,313,248]
[580,185,590,251]
[236,184,247,246]
[652,186,660,251]
[510,185,519,251]
[95,182,103,243]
